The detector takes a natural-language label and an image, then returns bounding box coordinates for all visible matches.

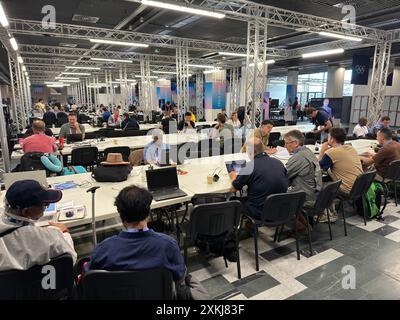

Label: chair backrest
[384,160,400,181]
[129,149,144,166]
[71,146,99,166]
[189,200,242,239]
[123,129,147,137]
[274,119,286,127]
[261,191,306,225]
[349,171,376,200]
[0,254,74,300]
[104,146,131,162]
[268,132,281,147]
[191,193,228,205]
[313,180,342,213]
[79,268,174,300]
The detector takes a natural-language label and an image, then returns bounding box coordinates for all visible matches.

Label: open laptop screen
[146,167,179,191]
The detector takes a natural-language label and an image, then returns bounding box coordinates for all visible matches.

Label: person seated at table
[160,110,176,134]
[43,107,57,127]
[318,128,363,222]
[0,180,76,271]
[86,185,208,300]
[241,120,277,155]
[57,106,68,121]
[108,107,122,127]
[21,120,57,154]
[284,130,322,209]
[101,107,111,123]
[59,112,85,139]
[230,137,288,221]
[353,117,369,138]
[211,113,234,152]
[121,112,140,130]
[370,116,391,137]
[359,128,400,180]
[171,106,179,121]
[177,112,195,132]
[25,125,54,137]
[227,111,241,129]
[306,107,333,142]
[144,129,169,165]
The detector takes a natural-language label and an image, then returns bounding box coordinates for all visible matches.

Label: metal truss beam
[229,67,240,113]
[139,57,154,119]
[152,0,387,41]
[367,42,392,127]
[195,73,204,120]
[176,41,190,118]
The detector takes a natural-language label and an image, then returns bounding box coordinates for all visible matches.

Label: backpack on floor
[356,182,384,219]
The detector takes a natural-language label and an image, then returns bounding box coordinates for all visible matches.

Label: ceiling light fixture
[302,48,345,58]
[65,66,101,70]
[134,75,158,79]
[140,0,225,19]
[89,39,149,47]
[115,78,137,82]
[218,52,247,57]
[17,56,23,64]
[0,2,9,27]
[188,64,217,69]
[61,72,91,76]
[55,77,80,80]
[22,66,26,72]
[9,37,18,51]
[249,59,275,67]
[153,71,176,75]
[319,31,362,42]
[90,57,133,63]
[203,69,221,74]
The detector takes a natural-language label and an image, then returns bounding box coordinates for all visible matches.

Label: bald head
[32,120,45,134]
[246,137,264,158]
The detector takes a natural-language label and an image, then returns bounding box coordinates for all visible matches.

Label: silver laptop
[3,170,48,190]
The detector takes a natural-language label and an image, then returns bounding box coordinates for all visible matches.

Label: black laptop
[66,133,83,144]
[146,166,187,201]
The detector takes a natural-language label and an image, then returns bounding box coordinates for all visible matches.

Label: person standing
[306,107,333,142]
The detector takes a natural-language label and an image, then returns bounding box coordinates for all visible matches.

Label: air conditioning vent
[72,14,100,24]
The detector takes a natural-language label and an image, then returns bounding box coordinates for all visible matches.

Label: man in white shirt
[0,180,77,271]
[353,117,369,138]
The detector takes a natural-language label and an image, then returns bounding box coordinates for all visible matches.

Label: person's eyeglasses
[284,140,296,145]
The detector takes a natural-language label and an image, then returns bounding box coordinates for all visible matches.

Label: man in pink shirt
[22,120,57,154]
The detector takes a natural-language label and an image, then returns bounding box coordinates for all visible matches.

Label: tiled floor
[74,200,400,300]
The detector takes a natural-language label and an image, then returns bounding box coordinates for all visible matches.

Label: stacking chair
[79,268,174,300]
[302,180,342,255]
[267,132,281,147]
[103,146,131,162]
[244,191,306,271]
[182,200,242,279]
[337,171,376,231]
[71,146,99,171]
[0,254,74,300]
[381,160,400,206]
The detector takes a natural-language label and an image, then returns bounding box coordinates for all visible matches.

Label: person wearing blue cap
[0,180,77,271]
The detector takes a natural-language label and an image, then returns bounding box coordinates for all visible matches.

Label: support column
[15,62,27,127]
[285,68,299,121]
[0,88,10,173]
[326,65,345,98]
[195,73,204,120]
[176,40,189,120]
[140,57,152,120]
[229,67,240,115]
[8,57,21,131]
[244,18,268,129]
[368,42,392,126]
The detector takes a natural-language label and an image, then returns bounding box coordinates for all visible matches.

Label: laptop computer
[67,133,83,144]
[225,160,247,174]
[146,166,187,201]
[3,170,48,190]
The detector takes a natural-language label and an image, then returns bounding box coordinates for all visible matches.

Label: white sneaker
[318,211,338,223]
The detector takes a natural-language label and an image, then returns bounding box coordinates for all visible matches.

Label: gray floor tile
[373,225,399,237]
[201,275,236,299]
[237,274,280,298]
[360,274,400,300]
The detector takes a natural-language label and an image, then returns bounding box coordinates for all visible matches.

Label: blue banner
[351,54,370,85]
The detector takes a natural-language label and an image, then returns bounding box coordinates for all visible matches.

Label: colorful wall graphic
[204,81,227,110]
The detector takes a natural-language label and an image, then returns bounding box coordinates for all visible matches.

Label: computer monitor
[270,99,279,108]
[146,166,179,191]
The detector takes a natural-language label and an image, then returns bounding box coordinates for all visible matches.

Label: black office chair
[286,121,297,126]
[0,254,74,300]
[182,200,242,279]
[244,191,306,271]
[304,138,316,145]
[302,180,342,255]
[56,115,68,127]
[274,119,286,127]
[267,132,281,147]
[337,171,376,230]
[79,268,175,300]
[103,146,131,162]
[106,130,125,138]
[71,146,99,171]
[382,160,400,207]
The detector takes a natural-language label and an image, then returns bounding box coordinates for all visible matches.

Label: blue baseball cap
[5,180,62,209]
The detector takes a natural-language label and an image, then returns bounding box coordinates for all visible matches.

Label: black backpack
[92,165,132,182]
[18,152,51,176]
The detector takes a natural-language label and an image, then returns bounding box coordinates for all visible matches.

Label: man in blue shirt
[101,107,111,123]
[144,129,170,164]
[306,107,333,142]
[370,116,391,137]
[230,137,288,220]
[87,185,208,299]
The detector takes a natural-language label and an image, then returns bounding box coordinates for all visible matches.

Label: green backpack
[361,182,384,219]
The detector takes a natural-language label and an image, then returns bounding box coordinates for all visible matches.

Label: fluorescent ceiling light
[62,79,81,83]
[47,84,70,88]
[9,37,18,51]
[17,56,23,64]
[89,38,149,48]
[218,52,247,58]
[153,71,176,75]
[249,59,275,67]
[0,2,9,27]
[62,72,91,76]
[188,64,217,69]
[22,66,26,72]
[91,57,132,63]
[115,78,137,82]
[134,75,158,79]
[319,31,362,42]
[302,48,344,59]
[55,77,80,80]
[203,69,221,74]
[157,78,167,81]
[24,72,28,76]
[141,0,225,19]
[65,66,101,70]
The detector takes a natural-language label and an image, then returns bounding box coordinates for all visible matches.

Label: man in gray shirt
[59,112,85,138]
[284,130,322,209]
